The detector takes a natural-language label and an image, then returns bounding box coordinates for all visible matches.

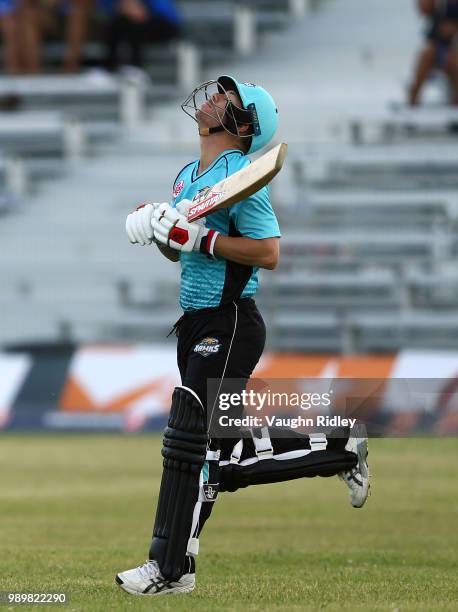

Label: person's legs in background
[104,4,180,71]
[0,7,21,73]
[408,41,437,105]
[125,15,179,67]
[62,0,92,73]
[17,0,42,73]
[104,13,123,70]
[444,44,458,104]
[104,14,144,70]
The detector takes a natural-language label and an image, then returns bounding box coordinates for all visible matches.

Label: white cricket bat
[186,142,288,222]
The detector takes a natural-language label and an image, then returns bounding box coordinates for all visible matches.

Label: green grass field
[1,435,457,611]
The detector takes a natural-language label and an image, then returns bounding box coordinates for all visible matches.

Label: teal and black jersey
[171,149,281,311]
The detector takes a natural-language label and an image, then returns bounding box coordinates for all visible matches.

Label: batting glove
[126,202,166,245]
[152,202,219,256]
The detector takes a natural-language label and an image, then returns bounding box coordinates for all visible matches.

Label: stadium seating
[3,0,458,352]
[348,106,458,145]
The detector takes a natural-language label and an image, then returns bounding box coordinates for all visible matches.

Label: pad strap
[309,433,328,451]
[219,428,356,493]
[252,427,274,458]
[187,448,220,558]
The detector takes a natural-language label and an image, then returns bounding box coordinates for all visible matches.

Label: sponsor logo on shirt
[193,337,222,357]
[173,179,185,198]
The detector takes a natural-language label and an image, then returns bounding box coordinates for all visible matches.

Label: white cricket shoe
[338,423,370,508]
[115,560,195,596]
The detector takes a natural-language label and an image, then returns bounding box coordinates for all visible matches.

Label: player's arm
[213,236,279,270]
[151,195,281,269]
[221,183,281,269]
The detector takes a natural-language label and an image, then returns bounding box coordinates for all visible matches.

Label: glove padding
[126,202,166,245]
[152,202,209,253]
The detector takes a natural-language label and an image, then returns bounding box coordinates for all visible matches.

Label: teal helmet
[217,75,279,153]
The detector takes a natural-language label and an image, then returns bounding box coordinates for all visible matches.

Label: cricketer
[119,75,370,597]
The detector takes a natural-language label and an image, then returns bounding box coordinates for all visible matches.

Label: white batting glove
[152,202,219,256]
[125,202,166,245]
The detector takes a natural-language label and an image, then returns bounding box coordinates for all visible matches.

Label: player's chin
[196,110,219,127]
[196,108,210,122]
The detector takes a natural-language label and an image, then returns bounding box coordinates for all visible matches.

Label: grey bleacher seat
[291,190,458,232]
[295,144,458,169]
[349,106,458,145]
[280,231,449,266]
[66,43,198,92]
[266,312,344,352]
[407,270,458,308]
[0,111,68,157]
[0,305,170,344]
[0,110,118,162]
[0,74,120,119]
[0,155,76,197]
[351,312,458,351]
[0,191,15,214]
[0,73,170,122]
[186,0,299,12]
[257,270,401,310]
[293,145,458,189]
[304,190,458,216]
[180,2,235,48]
[180,0,291,52]
[241,0,299,13]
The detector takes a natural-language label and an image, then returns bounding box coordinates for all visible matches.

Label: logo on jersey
[243,82,256,87]
[193,337,222,357]
[203,484,219,501]
[173,180,185,198]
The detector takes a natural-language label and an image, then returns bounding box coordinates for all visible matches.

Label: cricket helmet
[217,75,278,153]
[181,75,278,154]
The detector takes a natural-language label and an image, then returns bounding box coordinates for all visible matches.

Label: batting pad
[149,386,207,581]
[219,427,357,493]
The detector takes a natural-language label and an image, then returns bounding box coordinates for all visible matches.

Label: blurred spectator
[60,0,93,73]
[101,0,182,71]
[0,0,41,74]
[409,0,458,105]
[39,0,94,73]
[1,0,181,75]
[0,0,93,74]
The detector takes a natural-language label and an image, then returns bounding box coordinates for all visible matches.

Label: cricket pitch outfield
[1,435,457,611]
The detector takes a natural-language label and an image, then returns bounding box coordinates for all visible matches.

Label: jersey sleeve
[229,185,281,239]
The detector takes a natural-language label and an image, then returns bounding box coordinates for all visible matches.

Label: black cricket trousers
[172,297,266,539]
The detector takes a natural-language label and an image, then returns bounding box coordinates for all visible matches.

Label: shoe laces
[343,467,359,483]
[138,560,161,581]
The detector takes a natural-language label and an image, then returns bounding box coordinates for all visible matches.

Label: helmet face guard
[181,78,254,146]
